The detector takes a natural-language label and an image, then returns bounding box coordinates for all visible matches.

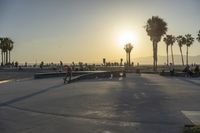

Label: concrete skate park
[1,72,200,133]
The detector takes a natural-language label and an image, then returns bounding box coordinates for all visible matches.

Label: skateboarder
[63,65,72,83]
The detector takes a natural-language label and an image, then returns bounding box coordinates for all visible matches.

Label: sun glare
[118,31,137,47]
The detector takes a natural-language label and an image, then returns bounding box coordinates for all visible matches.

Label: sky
[0,0,200,64]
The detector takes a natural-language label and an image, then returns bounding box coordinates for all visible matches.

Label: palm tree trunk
[166,45,169,66]
[153,41,157,71]
[153,42,155,71]
[3,52,6,65]
[129,52,131,66]
[171,45,174,65]
[186,46,189,65]
[126,53,128,65]
[6,51,8,64]
[179,46,184,66]
[1,50,3,66]
[155,43,158,71]
[9,50,10,63]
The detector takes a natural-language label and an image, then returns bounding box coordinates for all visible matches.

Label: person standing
[60,61,63,72]
[67,65,72,82]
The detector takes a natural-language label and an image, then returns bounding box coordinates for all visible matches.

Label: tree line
[145,16,200,71]
[0,37,14,66]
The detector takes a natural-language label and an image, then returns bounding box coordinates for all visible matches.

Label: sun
[118,31,137,47]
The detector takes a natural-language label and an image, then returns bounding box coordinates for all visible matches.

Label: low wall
[34,71,91,79]
[160,71,200,77]
[34,71,126,79]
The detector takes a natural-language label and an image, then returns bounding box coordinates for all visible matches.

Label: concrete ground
[0,74,200,133]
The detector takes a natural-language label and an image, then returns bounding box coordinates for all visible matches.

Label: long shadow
[177,77,200,87]
[0,72,122,107]
[113,74,191,132]
[0,74,193,132]
[0,83,64,107]
[0,75,89,107]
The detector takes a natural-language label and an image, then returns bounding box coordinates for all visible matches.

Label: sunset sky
[0,0,200,64]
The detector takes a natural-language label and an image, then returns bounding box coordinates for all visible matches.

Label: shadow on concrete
[0,71,125,107]
[112,74,191,132]
[178,78,200,87]
[0,83,63,107]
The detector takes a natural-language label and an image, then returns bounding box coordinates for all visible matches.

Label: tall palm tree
[3,38,9,64]
[3,38,14,64]
[2,38,7,65]
[185,34,194,65]
[197,30,200,43]
[124,43,133,66]
[176,35,186,66]
[145,16,167,71]
[8,42,14,63]
[0,38,8,65]
[163,35,171,66]
[0,38,3,66]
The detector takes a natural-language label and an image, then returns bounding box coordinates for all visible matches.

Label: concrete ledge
[182,111,200,125]
[34,72,65,79]
[160,71,200,77]
[69,71,126,83]
[34,71,126,79]
[34,71,91,79]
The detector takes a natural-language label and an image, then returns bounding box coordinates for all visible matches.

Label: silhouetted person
[183,65,193,77]
[136,62,140,73]
[40,61,44,69]
[60,61,63,72]
[183,65,188,73]
[169,63,174,76]
[25,62,27,67]
[64,65,72,83]
[18,66,23,71]
[72,62,75,71]
[194,65,199,75]
[15,61,18,68]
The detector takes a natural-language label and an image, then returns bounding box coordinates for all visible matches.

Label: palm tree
[145,16,167,71]
[197,30,200,43]
[0,38,8,65]
[3,38,14,64]
[8,42,14,63]
[185,34,194,65]
[0,38,3,66]
[3,38,9,64]
[163,35,171,66]
[124,43,133,66]
[2,39,7,65]
[176,35,186,66]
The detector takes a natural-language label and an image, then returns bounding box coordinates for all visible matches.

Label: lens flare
[119,31,137,47]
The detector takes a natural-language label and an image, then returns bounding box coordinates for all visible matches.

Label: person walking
[194,65,199,75]
[169,63,174,76]
[188,65,193,77]
[183,65,193,77]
